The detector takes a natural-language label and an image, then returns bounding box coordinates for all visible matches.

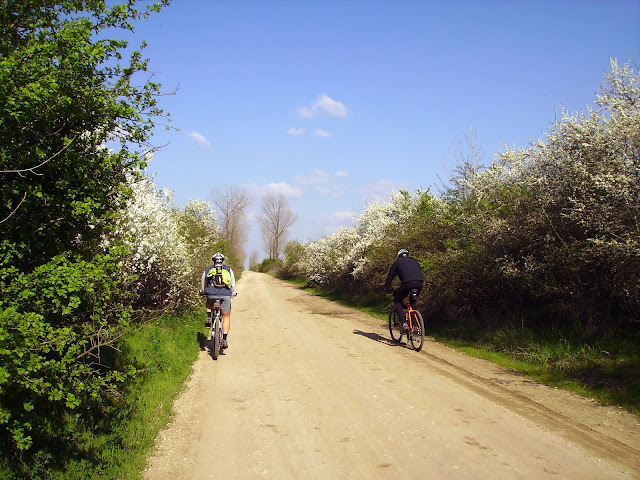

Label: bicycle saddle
[409,289,419,303]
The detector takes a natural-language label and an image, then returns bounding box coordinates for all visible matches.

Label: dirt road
[143,271,640,480]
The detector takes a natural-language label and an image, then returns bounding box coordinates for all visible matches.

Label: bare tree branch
[0,135,78,175]
[209,185,251,263]
[257,191,297,259]
[0,191,27,224]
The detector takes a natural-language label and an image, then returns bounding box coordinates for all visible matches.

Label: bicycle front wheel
[408,310,425,352]
[388,307,403,343]
[212,315,221,360]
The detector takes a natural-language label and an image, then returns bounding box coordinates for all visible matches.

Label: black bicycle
[388,289,425,351]
[208,297,224,359]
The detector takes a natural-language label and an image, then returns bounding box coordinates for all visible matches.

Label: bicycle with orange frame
[388,289,425,351]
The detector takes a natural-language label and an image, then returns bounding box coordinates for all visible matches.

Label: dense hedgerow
[282,59,640,330]
[0,1,230,474]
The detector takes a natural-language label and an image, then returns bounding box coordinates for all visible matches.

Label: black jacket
[384,256,423,290]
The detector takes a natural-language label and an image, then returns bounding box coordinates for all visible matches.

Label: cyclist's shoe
[221,338,228,349]
[205,318,211,328]
[402,322,410,332]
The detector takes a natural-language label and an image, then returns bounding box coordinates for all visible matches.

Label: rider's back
[393,256,423,284]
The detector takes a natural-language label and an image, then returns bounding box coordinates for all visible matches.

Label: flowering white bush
[282,60,640,325]
[299,227,359,283]
[434,58,640,321]
[108,173,195,309]
[294,192,418,284]
[173,197,224,292]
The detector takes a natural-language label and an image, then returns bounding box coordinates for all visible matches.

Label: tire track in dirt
[143,271,640,480]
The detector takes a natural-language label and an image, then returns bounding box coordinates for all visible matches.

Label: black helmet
[212,252,225,263]
[397,249,409,258]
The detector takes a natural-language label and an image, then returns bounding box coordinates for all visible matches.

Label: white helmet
[397,249,409,258]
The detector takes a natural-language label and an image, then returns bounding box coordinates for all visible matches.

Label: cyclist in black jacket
[384,249,424,330]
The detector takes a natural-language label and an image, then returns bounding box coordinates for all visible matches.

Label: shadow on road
[352,329,405,348]
[197,331,207,350]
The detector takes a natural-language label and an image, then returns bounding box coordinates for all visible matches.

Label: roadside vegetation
[0,2,238,477]
[1,1,638,478]
[0,310,203,480]
[275,60,640,414]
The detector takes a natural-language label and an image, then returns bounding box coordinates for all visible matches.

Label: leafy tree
[1,0,167,265]
[0,0,170,472]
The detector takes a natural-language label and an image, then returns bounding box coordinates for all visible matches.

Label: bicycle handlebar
[198,291,238,297]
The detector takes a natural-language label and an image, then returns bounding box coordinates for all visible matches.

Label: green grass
[428,321,640,414]
[1,308,206,480]
[100,308,205,479]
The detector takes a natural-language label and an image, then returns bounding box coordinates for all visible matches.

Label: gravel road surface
[143,271,640,480]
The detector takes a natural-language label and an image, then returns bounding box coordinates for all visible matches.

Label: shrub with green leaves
[0,0,170,470]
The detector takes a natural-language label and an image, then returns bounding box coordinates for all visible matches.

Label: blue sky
[128,0,639,259]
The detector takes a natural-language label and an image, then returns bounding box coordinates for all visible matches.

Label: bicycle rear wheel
[388,307,403,343]
[408,310,425,352]
[211,314,221,360]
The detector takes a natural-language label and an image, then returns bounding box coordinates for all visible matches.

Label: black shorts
[394,281,423,303]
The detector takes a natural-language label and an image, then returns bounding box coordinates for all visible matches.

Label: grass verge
[5,308,206,480]
[103,308,204,479]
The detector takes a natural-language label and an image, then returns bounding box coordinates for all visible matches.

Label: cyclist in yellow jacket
[200,252,237,349]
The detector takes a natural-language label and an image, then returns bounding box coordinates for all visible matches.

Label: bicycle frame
[388,290,425,352]
[404,302,424,351]
[209,298,223,359]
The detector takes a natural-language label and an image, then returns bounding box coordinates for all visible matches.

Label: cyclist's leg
[205,298,214,326]
[219,296,231,348]
[221,311,230,336]
[220,296,231,333]
[393,286,409,323]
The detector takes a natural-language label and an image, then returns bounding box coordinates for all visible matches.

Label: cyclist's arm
[200,269,207,292]
[229,268,237,295]
[383,262,398,291]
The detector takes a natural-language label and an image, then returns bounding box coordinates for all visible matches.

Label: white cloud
[296,94,349,118]
[328,211,356,223]
[294,169,329,185]
[287,128,306,136]
[296,107,314,119]
[314,210,356,234]
[264,182,303,198]
[187,131,212,148]
[313,129,332,138]
[292,169,348,196]
[265,182,302,198]
[243,182,303,200]
[358,179,411,204]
